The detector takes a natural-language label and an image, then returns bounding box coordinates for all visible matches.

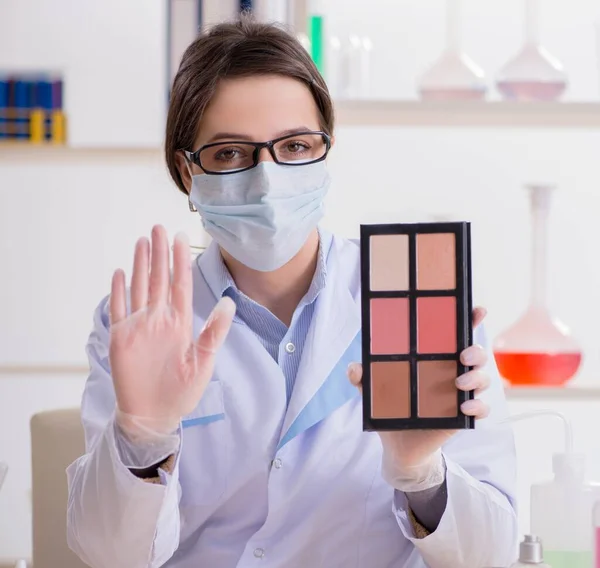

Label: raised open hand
[109,225,235,437]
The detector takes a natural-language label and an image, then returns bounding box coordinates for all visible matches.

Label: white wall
[2,0,600,562]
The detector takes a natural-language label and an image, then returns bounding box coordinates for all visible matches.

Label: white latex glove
[109,225,235,452]
[348,307,491,492]
[381,448,446,493]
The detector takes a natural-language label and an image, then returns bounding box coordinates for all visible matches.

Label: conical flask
[496,0,567,101]
[493,185,582,386]
[418,0,486,101]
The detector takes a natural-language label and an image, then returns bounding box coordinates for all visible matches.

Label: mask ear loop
[178,154,206,253]
[183,153,198,213]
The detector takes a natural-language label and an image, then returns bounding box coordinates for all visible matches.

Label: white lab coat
[67,233,518,568]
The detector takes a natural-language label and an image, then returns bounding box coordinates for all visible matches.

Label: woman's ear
[175,151,193,195]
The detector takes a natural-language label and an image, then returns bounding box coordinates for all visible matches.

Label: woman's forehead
[196,75,321,145]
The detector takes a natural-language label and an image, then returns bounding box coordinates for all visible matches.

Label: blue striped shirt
[198,230,333,404]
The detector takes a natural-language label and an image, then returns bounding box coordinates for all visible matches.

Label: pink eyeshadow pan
[370,298,409,355]
[417,296,457,354]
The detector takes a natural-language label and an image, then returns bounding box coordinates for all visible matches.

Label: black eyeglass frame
[182,130,332,175]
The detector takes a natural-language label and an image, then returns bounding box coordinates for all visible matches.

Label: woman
[66,17,517,568]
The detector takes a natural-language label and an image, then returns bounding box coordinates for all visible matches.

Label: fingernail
[202,297,236,332]
[347,362,359,375]
[462,352,474,365]
[214,297,236,317]
[461,400,478,413]
[174,231,189,245]
[456,375,471,388]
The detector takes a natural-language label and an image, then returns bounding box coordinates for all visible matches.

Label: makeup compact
[360,222,474,431]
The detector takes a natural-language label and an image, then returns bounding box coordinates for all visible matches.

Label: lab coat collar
[196,229,333,307]
[196,239,228,303]
[278,235,362,450]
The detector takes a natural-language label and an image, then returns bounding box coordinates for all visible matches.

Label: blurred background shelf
[334,100,600,128]
[505,385,600,400]
[3,102,600,148]
[0,364,89,376]
[0,143,162,162]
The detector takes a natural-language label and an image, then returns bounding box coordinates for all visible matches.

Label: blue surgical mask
[189,161,330,272]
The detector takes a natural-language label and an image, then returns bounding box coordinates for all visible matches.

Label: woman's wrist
[129,454,176,484]
[113,414,181,470]
[382,449,446,493]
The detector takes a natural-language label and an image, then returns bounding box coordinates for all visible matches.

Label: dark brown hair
[165,15,335,194]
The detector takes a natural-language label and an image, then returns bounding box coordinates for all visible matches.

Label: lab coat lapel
[278,237,361,450]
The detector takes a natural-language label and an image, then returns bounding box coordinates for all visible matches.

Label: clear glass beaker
[496,0,568,101]
[418,0,487,101]
[493,185,582,387]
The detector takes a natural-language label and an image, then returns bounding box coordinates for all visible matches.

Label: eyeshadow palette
[360,222,474,431]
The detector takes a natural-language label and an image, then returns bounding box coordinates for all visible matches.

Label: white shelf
[0,143,162,162]
[505,386,600,400]
[0,364,89,376]
[334,100,600,129]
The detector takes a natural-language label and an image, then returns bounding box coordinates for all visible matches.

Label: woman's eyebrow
[206,132,253,143]
[206,126,313,144]
[273,126,313,137]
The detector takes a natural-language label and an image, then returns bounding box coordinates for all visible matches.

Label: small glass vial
[336,35,373,100]
[510,535,551,567]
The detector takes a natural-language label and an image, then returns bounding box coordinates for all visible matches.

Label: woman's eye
[286,141,309,153]
[215,148,241,161]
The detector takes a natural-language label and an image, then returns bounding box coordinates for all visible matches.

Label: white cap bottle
[592,500,600,568]
[530,452,600,567]
[510,535,551,567]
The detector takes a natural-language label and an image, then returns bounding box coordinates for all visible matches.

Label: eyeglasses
[183,130,331,175]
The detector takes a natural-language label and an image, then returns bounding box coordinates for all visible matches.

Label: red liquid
[493,351,582,386]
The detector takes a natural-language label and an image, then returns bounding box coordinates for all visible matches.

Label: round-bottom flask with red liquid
[493,185,582,387]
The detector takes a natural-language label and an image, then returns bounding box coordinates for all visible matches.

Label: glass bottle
[496,0,568,101]
[493,185,582,387]
[307,0,325,74]
[418,0,487,101]
[594,500,600,568]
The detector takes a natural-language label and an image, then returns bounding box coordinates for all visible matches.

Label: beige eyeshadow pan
[370,234,409,291]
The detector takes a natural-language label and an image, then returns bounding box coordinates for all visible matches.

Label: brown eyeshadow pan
[371,362,410,419]
[417,361,459,418]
